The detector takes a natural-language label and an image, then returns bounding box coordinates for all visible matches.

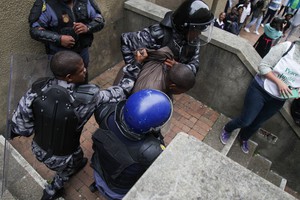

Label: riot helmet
[172,0,214,46]
[122,89,173,135]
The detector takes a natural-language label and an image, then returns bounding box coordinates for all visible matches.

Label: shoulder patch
[28,0,46,25]
[149,24,164,40]
[42,1,47,12]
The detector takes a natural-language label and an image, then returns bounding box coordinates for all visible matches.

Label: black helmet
[172,0,214,34]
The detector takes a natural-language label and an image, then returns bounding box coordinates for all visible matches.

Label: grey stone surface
[125,0,169,22]
[247,154,272,178]
[220,129,239,156]
[266,170,287,190]
[227,138,258,168]
[124,133,296,200]
[0,136,46,199]
[1,189,15,200]
[203,114,229,152]
[203,114,239,156]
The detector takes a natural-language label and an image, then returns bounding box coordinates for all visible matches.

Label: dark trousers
[224,79,285,141]
[224,0,230,13]
[262,8,277,24]
[41,147,84,194]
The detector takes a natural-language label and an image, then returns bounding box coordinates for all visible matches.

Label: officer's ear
[65,73,73,82]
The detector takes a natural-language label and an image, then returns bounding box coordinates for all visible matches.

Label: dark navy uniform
[29,0,104,67]
[90,101,165,199]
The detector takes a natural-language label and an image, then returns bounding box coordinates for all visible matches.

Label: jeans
[262,8,277,24]
[245,16,263,32]
[224,79,285,141]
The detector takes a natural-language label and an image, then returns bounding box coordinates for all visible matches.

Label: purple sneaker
[220,128,231,145]
[241,140,249,154]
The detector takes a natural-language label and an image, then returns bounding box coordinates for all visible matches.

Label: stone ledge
[124,132,296,200]
[0,136,46,199]
[124,0,170,21]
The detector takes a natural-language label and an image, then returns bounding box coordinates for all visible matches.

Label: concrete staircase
[124,132,296,200]
[203,114,287,190]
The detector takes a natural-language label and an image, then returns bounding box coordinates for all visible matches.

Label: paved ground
[8,25,300,200]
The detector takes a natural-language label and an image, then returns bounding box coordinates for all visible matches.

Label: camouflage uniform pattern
[11,61,142,196]
[121,24,200,75]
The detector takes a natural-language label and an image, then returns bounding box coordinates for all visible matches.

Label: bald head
[168,63,196,94]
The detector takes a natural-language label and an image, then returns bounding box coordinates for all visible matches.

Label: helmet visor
[187,21,214,46]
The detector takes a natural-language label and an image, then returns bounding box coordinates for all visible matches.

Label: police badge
[62,14,70,23]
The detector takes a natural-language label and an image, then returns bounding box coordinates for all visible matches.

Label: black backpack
[283,42,300,126]
[291,99,300,125]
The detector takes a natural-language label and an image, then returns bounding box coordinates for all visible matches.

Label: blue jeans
[245,16,263,32]
[224,79,285,141]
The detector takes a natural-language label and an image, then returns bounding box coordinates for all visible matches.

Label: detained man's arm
[96,49,148,104]
[121,27,159,64]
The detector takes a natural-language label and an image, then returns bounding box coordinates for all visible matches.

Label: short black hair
[168,63,195,91]
[270,17,285,31]
[50,51,82,77]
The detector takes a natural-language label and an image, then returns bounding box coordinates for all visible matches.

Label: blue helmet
[123,89,173,135]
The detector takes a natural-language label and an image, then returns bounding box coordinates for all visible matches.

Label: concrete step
[266,170,287,190]
[247,154,272,178]
[220,129,239,156]
[1,189,16,200]
[123,132,297,200]
[203,114,240,156]
[204,113,288,191]
[203,114,229,152]
[227,138,258,168]
[0,136,46,200]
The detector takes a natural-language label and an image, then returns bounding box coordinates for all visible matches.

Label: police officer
[28,0,104,72]
[90,89,173,200]
[121,0,214,76]
[10,50,147,200]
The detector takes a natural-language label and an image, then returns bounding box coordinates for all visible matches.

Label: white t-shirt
[268,0,282,10]
[264,42,300,98]
[240,3,252,23]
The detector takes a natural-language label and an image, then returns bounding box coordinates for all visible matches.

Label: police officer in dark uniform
[28,0,104,72]
[89,89,173,200]
[10,49,147,200]
[121,0,214,76]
